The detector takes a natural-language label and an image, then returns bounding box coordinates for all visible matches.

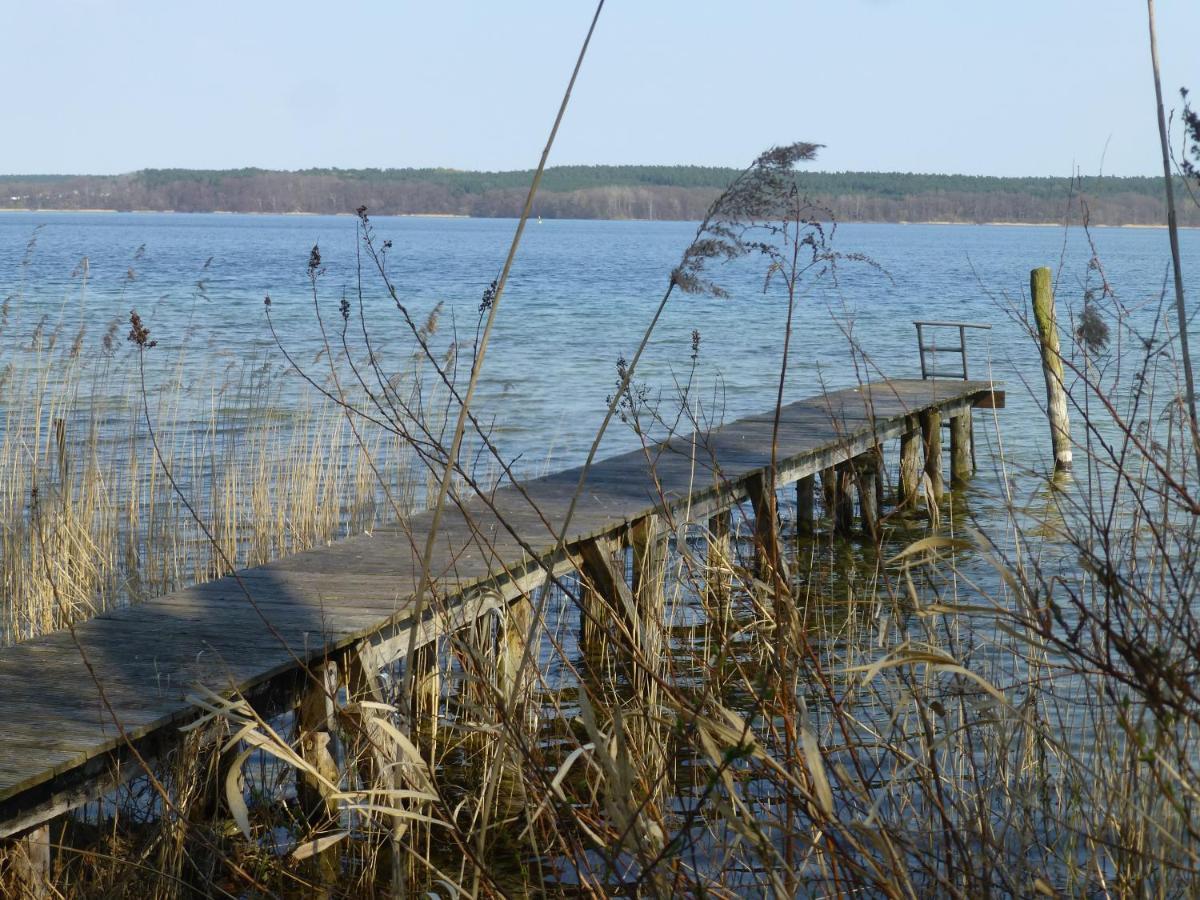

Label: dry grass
[0,284,416,646]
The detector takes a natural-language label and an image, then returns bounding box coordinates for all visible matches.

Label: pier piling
[921,409,944,505]
[1031,266,1072,470]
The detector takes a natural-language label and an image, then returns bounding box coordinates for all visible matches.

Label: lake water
[5,212,1199,891]
[3,210,1196,479]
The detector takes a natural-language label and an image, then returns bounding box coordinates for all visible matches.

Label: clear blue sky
[3,1,1197,177]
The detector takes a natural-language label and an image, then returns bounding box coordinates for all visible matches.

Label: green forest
[2,166,1194,225]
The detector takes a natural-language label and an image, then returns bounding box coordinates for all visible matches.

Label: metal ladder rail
[914,320,992,380]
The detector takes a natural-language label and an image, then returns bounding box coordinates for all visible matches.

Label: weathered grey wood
[898,418,922,508]
[795,475,815,538]
[950,414,973,486]
[499,596,532,705]
[857,459,880,542]
[834,462,855,536]
[706,510,732,624]
[296,661,340,885]
[1031,266,1072,470]
[9,824,50,896]
[630,515,666,616]
[577,535,633,656]
[921,408,944,506]
[0,378,1001,840]
[746,471,786,584]
[821,466,837,519]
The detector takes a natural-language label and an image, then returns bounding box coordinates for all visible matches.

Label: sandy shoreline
[0,208,1190,228]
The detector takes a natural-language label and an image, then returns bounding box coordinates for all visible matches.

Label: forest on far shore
[2,166,1196,226]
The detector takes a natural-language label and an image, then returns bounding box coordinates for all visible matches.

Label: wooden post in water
[297,661,341,885]
[706,509,732,623]
[578,535,632,657]
[834,462,855,535]
[898,416,922,509]
[795,474,815,538]
[630,514,666,613]
[1031,266,1072,470]
[8,825,51,897]
[821,466,837,522]
[498,596,533,706]
[746,471,786,582]
[921,409,943,505]
[949,414,972,486]
[630,514,667,673]
[409,642,440,754]
[856,458,880,541]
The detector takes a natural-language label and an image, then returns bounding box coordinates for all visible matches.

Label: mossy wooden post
[834,462,855,535]
[898,416,922,508]
[297,661,341,887]
[921,408,943,505]
[706,509,732,623]
[795,474,815,539]
[950,414,972,486]
[856,457,880,541]
[1031,266,1072,470]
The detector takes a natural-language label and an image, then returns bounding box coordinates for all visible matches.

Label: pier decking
[0,377,1001,842]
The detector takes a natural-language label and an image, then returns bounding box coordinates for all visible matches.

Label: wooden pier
[0,378,1001,867]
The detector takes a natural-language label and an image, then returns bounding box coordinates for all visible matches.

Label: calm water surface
[4,211,1195,475]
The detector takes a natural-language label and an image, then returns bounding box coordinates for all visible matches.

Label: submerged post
[1031,266,1072,470]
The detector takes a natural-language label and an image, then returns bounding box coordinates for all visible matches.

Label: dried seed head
[127,310,157,349]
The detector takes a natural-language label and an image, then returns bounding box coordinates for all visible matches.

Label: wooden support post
[408,642,440,754]
[297,661,341,887]
[297,663,340,820]
[706,509,732,620]
[342,646,413,898]
[630,514,667,672]
[1031,266,1072,470]
[746,471,787,583]
[629,514,666,616]
[834,462,855,536]
[498,596,533,706]
[578,572,607,659]
[578,535,636,654]
[898,416,922,509]
[7,825,51,897]
[856,459,880,542]
[950,414,972,487]
[821,466,837,520]
[795,474,815,539]
[921,409,944,506]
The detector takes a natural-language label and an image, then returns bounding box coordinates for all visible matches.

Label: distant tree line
[1,166,1196,226]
